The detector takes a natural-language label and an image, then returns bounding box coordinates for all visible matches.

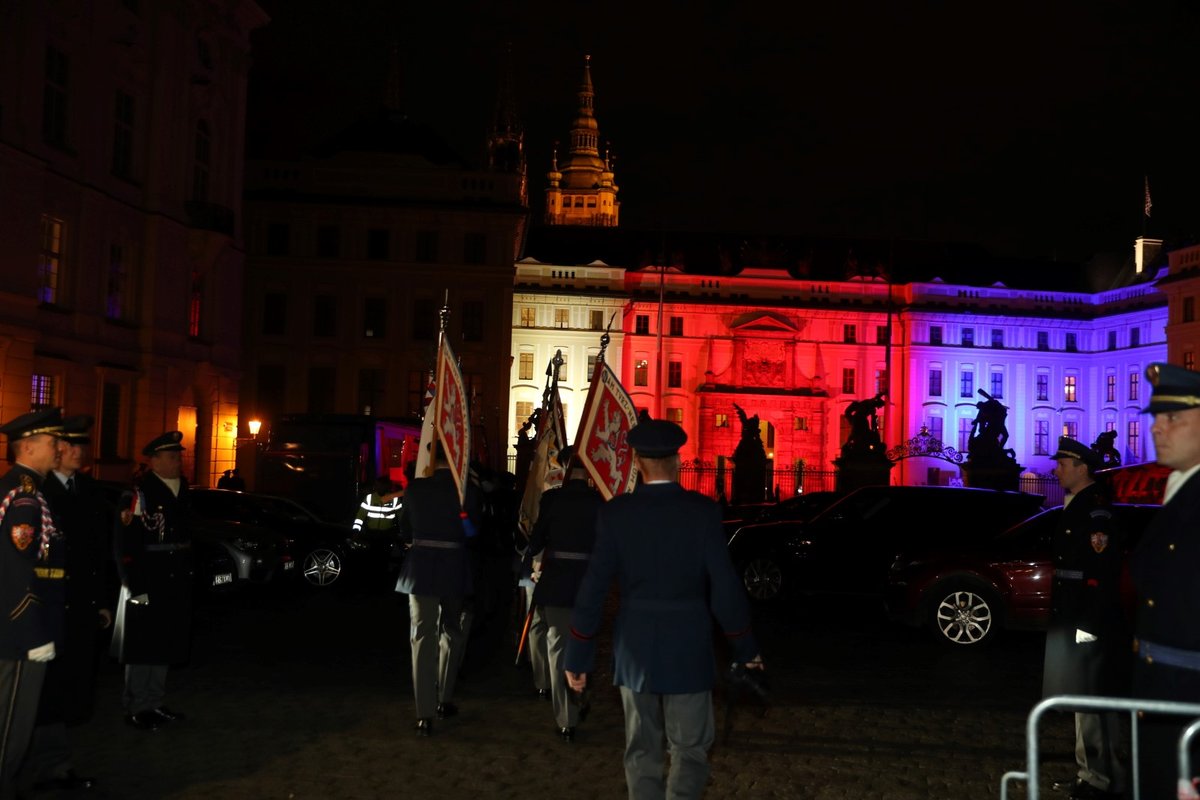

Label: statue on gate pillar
[730,404,767,504]
[961,389,1023,491]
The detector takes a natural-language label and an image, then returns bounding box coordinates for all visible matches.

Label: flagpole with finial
[415,291,451,479]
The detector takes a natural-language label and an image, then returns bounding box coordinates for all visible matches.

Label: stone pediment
[729,311,799,333]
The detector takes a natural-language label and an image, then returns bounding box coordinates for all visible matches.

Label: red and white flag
[573,361,639,500]
[434,337,471,507]
[414,372,437,479]
[517,388,567,536]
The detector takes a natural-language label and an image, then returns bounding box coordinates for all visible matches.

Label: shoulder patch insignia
[19,475,35,493]
[11,523,35,551]
[1090,532,1109,553]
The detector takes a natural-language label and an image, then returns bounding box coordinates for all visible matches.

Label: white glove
[130,594,150,606]
[1075,629,1097,643]
[27,642,56,662]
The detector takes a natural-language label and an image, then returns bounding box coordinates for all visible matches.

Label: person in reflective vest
[353,476,402,533]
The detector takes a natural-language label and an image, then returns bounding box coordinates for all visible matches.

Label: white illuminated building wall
[508,259,628,457]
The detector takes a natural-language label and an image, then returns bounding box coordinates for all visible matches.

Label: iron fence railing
[505,454,1067,507]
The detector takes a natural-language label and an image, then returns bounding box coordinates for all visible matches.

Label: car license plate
[283,561,296,571]
[212,572,233,586]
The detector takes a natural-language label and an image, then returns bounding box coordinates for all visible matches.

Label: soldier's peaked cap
[1143,363,1200,414]
[142,430,185,456]
[0,408,65,441]
[626,419,687,458]
[1049,436,1102,470]
[61,414,94,444]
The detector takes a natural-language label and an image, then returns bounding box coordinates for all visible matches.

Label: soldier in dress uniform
[24,415,115,792]
[0,408,65,800]
[1043,436,1129,800]
[565,419,763,799]
[395,444,481,736]
[525,446,602,742]
[110,431,193,731]
[1130,363,1200,799]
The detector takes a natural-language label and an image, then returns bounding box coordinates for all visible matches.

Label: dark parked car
[187,489,397,589]
[885,502,1160,647]
[94,480,251,596]
[726,485,1046,603]
[721,491,843,540]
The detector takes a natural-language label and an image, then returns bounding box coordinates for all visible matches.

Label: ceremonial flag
[1144,175,1152,218]
[434,336,471,507]
[517,385,566,537]
[573,360,639,500]
[414,373,437,478]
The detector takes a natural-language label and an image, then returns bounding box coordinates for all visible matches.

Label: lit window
[666,408,683,425]
[515,401,533,430]
[518,353,533,381]
[793,416,808,431]
[1106,374,1116,403]
[1128,371,1139,402]
[634,359,648,387]
[38,214,63,304]
[556,355,568,382]
[1127,420,1140,460]
[31,374,57,410]
[520,307,535,327]
[554,308,569,328]
[1063,420,1078,440]
[875,369,887,395]
[715,413,729,428]
[1064,375,1077,403]
[586,353,598,378]
[590,310,604,330]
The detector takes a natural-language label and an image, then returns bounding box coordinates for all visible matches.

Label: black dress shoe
[125,711,161,731]
[33,770,97,792]
[436,702,458,719]
[557,726,575,742]
[536,688,551,701]
[415,718,433,736]
[154,706,186,722]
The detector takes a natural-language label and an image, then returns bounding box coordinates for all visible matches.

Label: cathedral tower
[544,55,619,226]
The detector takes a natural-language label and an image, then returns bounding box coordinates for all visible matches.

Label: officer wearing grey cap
[565,418,763,798]
[1043,437,1128,799]
[110,431,193,732]
[0,408,65,798]
[1129,363,1200,799]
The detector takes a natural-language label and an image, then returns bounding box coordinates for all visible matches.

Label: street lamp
[247,418,262,437]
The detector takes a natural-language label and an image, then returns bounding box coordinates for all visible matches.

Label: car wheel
[740,557,783,602]
[928,581,999,646]
[303,546,343,588]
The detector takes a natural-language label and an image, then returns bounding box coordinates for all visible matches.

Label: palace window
[960,369,974,398]
[928,368,942,397]
[38,214,63,305]
[715,413,729,428]
[635,315,650,335]
[1065,333,1078,352]
[843,324,856,344]
[634,359,648,387]
[1064,375,1077,403]
[668,360,682,388]
[1128,371,1139,402]
[669,316,684,336]
[520,307,536,327]
[841,368,855,395]
[1106,374,1116,403]
[930,326,943,345]
[1036,373,1049,402]
[990,371,1003,399]
[554,308,569,328]
[518,353,534,381]
[961,328,974,347]
[1037,331,1049,351]
[1034,420,1049,456]
[31,374,57,410]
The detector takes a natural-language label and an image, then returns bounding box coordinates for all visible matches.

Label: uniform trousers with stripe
[619,686,714,800]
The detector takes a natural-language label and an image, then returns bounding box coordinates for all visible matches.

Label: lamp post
[236,417,264,490]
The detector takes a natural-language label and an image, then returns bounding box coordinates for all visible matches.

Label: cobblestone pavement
[43,585,1074,800]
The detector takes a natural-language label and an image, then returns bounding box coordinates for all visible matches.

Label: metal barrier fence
[1000,695,1200,800]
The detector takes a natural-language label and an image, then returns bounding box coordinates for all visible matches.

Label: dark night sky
[247,0,1200,264]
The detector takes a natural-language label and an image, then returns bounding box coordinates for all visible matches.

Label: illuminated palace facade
[509,236,1173,484]
[505,58,1195,485]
